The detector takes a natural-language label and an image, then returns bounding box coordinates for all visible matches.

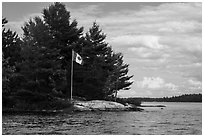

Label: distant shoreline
[141,101,202,103]
[122,94,202,103]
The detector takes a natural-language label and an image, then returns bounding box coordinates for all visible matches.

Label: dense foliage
[2,2,133,110]
[151,94,202,102]
[120,94,202,104]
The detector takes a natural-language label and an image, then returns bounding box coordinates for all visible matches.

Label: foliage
[104,52,133,99]
[20,2,83,97]
[2,18,22,66]
[161,94,202,102]
[129,94,202,102]
[2,2,133,111]
[3,89,72,111]
[116,98,141,106]
[2,18,21,94]
[77,22,134,100]
[2,54,14,93]
[16,16,62,94]
[74,22,113,100]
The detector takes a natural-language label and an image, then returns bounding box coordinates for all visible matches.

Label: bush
[15,89,49,102]
[2,94,16,109]
[3,89,72,111]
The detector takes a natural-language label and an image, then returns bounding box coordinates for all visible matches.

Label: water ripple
[2,102,202,135]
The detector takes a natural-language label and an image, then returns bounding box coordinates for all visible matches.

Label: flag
[73,51,83,65]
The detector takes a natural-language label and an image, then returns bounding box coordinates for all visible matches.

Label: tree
[76,22,133,100]
[20,2,84,98]
[109,53,133,99]
[2,3,134,103]
[2,54,15,93]
[2,18,22,67]
[75,22,113,100]
[43,2,84,98]
[2,18,22,94]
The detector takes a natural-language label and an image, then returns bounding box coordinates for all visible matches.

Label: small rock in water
[131,124,135,127]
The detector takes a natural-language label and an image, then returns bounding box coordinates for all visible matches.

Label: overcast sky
[2,2,202,98]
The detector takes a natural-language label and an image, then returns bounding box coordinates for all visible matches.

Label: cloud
[137,77,164,89]
[110,35,165,49]
[5,12,42,35]
[185,79,202,92]
[127,46,169,63]
[188,79,202,86]
[158,20,201,33]
[3,2,201,97]
[136,77,178,90]
[165,83,178,91]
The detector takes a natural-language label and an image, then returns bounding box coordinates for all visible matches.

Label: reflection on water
[2,102,202,135]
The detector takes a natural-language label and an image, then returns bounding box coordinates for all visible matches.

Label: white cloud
[3,2,201,98]
[165,83,178,91]
[110,35,165,49]
[136,77,178,91]
[187,79,202,91]
[5,12,42,35]
[127,46,169,63]
[137,77,164,89]
[188,79,202,86]
[158,20,201,33]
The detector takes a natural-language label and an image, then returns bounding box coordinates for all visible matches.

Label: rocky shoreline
[73,100,143,112]
[3,100,144,114]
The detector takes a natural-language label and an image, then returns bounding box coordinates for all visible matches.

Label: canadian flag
[73,51,83,65]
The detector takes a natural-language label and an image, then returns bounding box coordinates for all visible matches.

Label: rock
[73,104,91,112]
[72,100,142,112]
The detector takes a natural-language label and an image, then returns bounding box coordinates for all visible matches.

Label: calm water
[2,102,202,135]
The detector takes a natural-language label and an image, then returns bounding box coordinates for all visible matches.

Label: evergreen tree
[13,16,61,95]
[78,22,133,100]
[2,18,22,94]
[79,22,114,100]
[2,53,15,94]
[43,3,83,98]
[105,52,133,99]
[42,2,83,64]
[20,2,84,98]
[2,18,22,66]
[2,3,134,103]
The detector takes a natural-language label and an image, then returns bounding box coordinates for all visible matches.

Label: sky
[2,2,202,98]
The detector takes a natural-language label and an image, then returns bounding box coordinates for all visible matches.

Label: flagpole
[71,50,74,101]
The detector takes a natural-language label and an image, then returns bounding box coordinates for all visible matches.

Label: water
[2,102,202,135]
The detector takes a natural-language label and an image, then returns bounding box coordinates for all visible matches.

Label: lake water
[2,102,202,135]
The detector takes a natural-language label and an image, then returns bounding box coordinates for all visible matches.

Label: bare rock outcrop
[73,100,143,112]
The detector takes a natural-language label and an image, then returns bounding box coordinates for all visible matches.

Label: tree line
[119,94,202,104]
[2,2,133,110]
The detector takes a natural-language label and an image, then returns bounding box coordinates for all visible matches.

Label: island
[2,2,201,114]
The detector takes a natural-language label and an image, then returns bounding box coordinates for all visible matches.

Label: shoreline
[140,105,166,107]
[4,101,202,114]
[2,100,144,114]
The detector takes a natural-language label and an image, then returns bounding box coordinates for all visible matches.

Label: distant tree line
[2,3,133,110]
[119,94,202,104]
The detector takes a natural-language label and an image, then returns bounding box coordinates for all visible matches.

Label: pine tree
[2,53,15,93]
[43,2,84,97]
[2,18,22,94]
[20,2,84,98]
[15,16,62,94]
[2,18,22,67]
[79,22,114,100]
[103,52,133,100]
[79,22,133,100]
[42,2,83,66]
